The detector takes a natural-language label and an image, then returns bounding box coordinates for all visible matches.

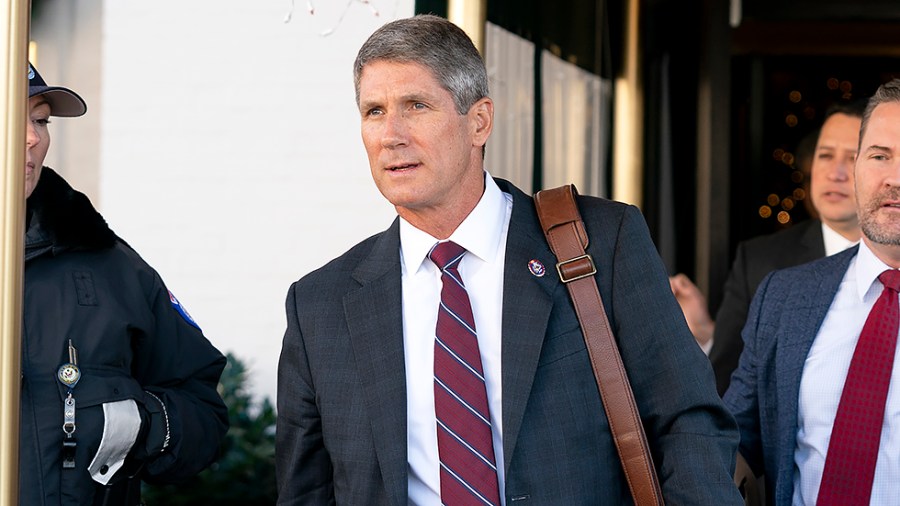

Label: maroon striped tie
[817,269,900,505]
[429,241,500,506]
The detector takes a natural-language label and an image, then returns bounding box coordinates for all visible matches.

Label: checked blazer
[724,246,860,505]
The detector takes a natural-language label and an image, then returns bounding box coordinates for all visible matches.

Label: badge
[57,363,81,387]
[528,259,546,277]
[169,290,201,330]
[58,340,80,470]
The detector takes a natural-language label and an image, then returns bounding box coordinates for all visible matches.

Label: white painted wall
[78,0,413,403]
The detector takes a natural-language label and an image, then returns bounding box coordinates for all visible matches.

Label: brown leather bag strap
[534,184,665,506]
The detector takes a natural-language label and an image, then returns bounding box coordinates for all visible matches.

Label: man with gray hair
[276,14,742,505]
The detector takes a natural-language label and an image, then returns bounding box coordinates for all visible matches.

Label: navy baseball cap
[28,63,86,117]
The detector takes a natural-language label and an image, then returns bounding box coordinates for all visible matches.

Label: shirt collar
[821,221,858,257]
[853,239,894,302]
[399,172,507,274]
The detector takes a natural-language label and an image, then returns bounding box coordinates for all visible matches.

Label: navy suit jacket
[724,246,858,506]
[276,178,743,505]
[710,219,825,395]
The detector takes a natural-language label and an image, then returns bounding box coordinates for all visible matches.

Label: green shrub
[142,353,277,505]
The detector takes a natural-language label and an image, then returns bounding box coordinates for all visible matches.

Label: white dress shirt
[793,240,900,505]
[401,173,513,506]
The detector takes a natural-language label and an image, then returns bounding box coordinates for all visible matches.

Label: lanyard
[57,340,80,469]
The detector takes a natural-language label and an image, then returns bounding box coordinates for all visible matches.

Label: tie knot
[879,269,900,292]
[429,241,466,270]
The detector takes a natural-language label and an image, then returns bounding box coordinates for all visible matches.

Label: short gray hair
[353,14,489,115]
[859,78,900,147]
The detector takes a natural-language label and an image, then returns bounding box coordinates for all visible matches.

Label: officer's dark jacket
[20,168,228,505]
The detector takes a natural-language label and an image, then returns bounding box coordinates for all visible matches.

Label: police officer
[22,63,228,505]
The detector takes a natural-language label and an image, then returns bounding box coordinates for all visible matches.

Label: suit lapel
[344,219,408,506]
[495,180,559,472]
[774,246,857,487]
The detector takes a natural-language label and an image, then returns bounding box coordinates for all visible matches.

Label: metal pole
[447,0,487,54]
[0,0,30,503]
[612,0,643,208]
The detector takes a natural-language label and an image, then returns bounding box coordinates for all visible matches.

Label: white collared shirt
[793,240,900,505]
[401,172,513,506]
[821,221,858,257]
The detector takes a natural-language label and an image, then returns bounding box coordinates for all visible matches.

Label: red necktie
[817,269,900,506]
[429,241,500,506]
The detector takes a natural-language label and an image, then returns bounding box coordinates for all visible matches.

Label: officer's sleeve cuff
[88,399,141,485]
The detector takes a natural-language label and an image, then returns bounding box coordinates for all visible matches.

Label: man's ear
[469,97,494,148]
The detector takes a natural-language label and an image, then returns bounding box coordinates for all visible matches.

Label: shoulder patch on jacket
[168,290,201,330]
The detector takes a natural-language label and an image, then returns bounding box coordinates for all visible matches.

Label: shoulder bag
[534,184,665,506]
